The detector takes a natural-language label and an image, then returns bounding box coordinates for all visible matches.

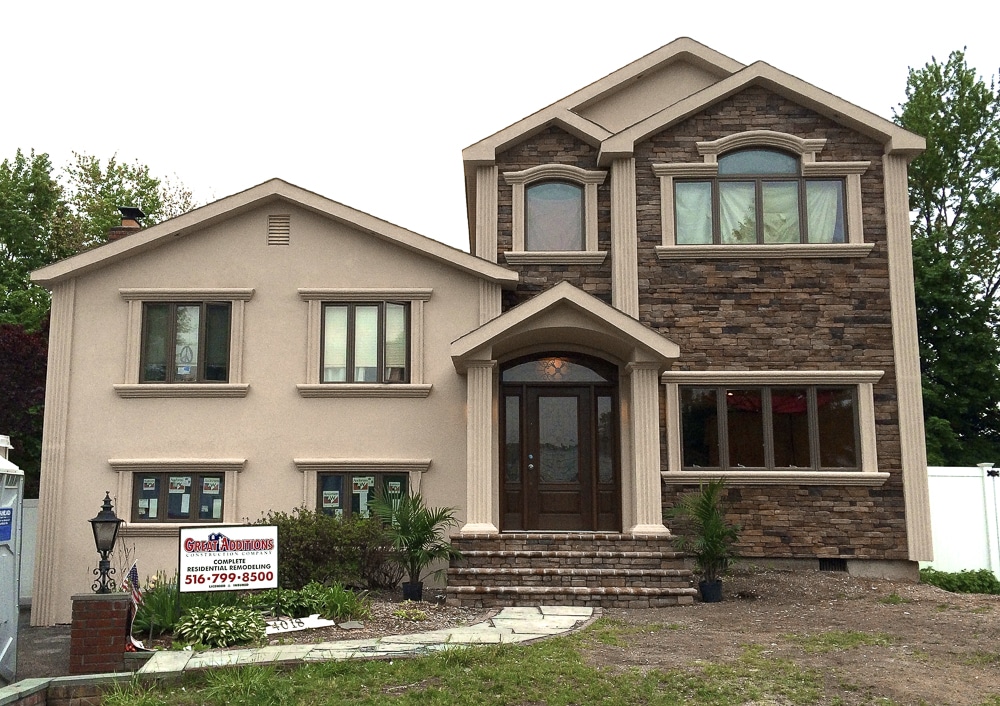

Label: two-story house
[30,38,930,624]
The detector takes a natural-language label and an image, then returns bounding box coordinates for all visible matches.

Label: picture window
[132,472,225,523]
[317,473,408,518]
[140,302,231,383]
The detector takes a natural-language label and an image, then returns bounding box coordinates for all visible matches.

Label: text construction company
[179,525,278,593]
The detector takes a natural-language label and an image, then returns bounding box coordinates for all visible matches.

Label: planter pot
[699,579,723,603]
[402,582,423,601]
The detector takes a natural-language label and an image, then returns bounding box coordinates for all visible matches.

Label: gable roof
[31,178,519,288]
[461,37,925,252]
[450,281,679,372]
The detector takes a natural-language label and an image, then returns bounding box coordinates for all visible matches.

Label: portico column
[625,362,669,535]
[461,360,499,533]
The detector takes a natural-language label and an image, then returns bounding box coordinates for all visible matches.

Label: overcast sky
[3,1,998,252]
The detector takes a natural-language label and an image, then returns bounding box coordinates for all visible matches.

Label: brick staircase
[445,532,697,608]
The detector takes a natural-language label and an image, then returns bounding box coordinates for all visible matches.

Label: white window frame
[653,130,872,260]
[115,288,253,398]
[111,458,245,537]
[502,164,608,265]
[296,288,432,398]
[662,370,888,486]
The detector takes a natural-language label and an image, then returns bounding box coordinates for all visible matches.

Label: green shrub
[318,582,372,621]
[251,508,394,590]
[174,606,266,648]
[246,581,371,621]
[920,567,1000,594]
[132,573,243,638]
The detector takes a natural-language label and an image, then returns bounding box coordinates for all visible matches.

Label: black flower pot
[402,582,423,601]
[699,579,723,603]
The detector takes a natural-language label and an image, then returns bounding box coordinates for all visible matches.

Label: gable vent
[267,214,291,246]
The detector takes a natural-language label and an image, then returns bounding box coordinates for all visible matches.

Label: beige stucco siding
[36,203,480,624]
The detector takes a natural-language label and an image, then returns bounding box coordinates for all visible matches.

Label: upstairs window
[525,181,584,251]
[322,302,409,383]
[140,302,231,383]
[675,149,845,245]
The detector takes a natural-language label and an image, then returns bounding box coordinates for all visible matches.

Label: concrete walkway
[139,606,596,675]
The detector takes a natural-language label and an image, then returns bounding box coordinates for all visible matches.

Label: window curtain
[719,182,756,244]
[675,182,713,244]
[762,182,800,243]
[806,181,845,243]
[383,303,407,382]
[525,182,584,251]
[323,306,348,382]
[353,306,379,382]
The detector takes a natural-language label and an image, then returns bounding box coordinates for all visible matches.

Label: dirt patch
[588,568,1000,706]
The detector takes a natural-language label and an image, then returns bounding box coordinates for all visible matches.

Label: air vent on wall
[818,558,848,572]
[267,214,291,246]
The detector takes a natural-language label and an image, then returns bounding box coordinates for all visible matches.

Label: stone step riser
[448,577,693,590]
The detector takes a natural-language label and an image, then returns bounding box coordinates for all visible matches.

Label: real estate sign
[178,525,278,592]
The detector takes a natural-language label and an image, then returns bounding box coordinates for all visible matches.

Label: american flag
[122,562,143,607]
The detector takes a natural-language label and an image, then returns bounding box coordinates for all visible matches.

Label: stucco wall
[38,203,482,623]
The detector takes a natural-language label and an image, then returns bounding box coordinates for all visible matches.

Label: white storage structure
[0,435,23,685]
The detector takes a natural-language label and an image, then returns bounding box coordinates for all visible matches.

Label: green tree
[894,50,1000,464]
[0,150,78,330]
[63,152,194,251]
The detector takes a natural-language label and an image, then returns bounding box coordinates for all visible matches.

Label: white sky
[3,1,998,252]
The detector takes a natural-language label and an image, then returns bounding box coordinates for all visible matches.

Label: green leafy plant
[392,601,428,621]
[173,606,266,648]
[251,508,392,590]
[920,567,1000,594]
[666,479,741,584]
[369,492,461,586]
[319,582,372,620]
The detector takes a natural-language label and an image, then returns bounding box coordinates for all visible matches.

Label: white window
[653,131,871,260]
[297,289,432,398]
[503,164,607,265]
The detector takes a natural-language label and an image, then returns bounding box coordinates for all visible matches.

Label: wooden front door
[501,354,620,531]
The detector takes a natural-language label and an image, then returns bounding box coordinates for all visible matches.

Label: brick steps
[446,532,696,608]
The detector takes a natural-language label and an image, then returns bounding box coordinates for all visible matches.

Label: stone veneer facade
[493,88,909,562]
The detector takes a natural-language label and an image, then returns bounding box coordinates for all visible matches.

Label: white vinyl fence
[924,465,1000,576]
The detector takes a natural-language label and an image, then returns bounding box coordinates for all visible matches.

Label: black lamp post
[89,491,124,593]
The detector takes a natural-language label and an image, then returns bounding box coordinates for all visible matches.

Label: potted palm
[667,479,740,602]
[370,492,461,601]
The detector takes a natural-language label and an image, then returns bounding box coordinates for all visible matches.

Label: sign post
[178,526,278,592]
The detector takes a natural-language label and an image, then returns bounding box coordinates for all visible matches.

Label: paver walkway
[139,606,595,675]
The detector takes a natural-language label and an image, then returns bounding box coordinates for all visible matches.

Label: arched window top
[502,353,616,383]
[718,149,798,175]
[525,181,584,251]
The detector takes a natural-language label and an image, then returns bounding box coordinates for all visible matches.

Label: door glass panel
[538,396,578,483]
[174,305,200,382]
[597,395,614,483]
[505,396,521,483]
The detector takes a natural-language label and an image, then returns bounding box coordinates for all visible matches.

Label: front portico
[450,282,679,536]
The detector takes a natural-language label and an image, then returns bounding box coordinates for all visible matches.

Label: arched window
[525,181,584,251]
[675,148,846,245]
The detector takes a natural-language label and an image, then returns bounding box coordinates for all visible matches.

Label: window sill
[661,470,889,487]
[114,384,250,398]
[654,243,874,260]
[121,523,236,537]
[503,251,608,265]
[296,384,433,398]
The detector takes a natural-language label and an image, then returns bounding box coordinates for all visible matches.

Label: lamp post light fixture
[89,491,124,593]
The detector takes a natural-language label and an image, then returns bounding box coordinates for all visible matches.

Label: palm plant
[369,492,461,592]
[668,479,740,585]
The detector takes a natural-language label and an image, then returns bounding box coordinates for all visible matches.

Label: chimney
[108,206,146,241]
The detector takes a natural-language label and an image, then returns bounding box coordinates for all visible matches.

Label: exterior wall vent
[267,215,291,246]
[818,558,848,572]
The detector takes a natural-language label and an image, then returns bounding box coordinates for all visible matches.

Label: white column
[625,362,669,535]
[461,360,498,533]
[611,158,639,318]
[884,153,933,561]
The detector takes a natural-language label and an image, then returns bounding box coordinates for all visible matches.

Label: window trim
[296,289,432,398]
[502,164,608,264]
[652,130,872,260]
[294,458,431,510]
[116,288,253,398]
[662,370,887,486]
[112,458,245,536]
